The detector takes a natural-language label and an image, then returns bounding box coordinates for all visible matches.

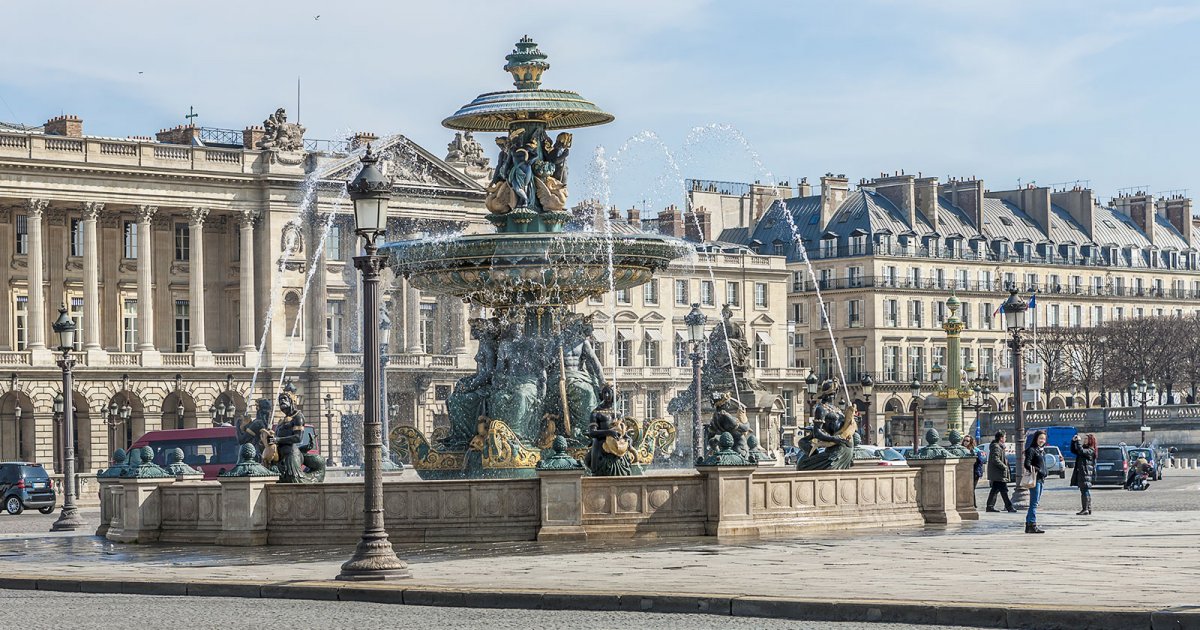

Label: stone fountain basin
[381,231,691,307]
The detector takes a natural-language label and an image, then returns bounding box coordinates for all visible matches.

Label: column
[135,205,157,353]
[309,214,330,355]
[25,199,48,353]
[81,202,104,354]
[238,211,258,353]
[449,299,467,355]
[404,279,422,354]
[944,298,964,434]
[187,207,209,353]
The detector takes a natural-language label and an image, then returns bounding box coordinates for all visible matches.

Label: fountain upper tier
[381,231,690,308]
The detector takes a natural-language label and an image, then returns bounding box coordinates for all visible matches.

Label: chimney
[684,208,710,243]
[242,125,265,149]
[44,115,83,137]
[656,204,685,238]
[915,176,939,233]
[155,124,200,145]
[1111,192,1156,245]
[348,131,378,151]
[819,173,850,231]
[626,207,641,228]
[797,177,812,197]
[943,178,986,231]
[750,181,793,223]
[871,173,918,230]
[1161,195,1193,248]
[1051,187,1096,241]
[988,185,1051,239]
[608,206,620,221]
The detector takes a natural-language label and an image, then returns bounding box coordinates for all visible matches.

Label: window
[15,214,28,255]
[674,280,688,305]
[69,297,83,351]
[1047,304,1060,327]
[616,288,630,304]
[327,300,345,353]
[933,346,946,371]
[980,348,995,380]
[1113,306,1124,321]
[884,299,899,327]
[644,332,660,367]
[818,348,833,379]
[883,346,900,381]
[674,332,689,367]
[643,280,658,305]
[820,303,835,330]
[616,335,631,367]
[70,219,84,257]
[174,299,190,352]
[909,300,923,328]
[847,267,863,288]
[123,221,138,259]
[845,346,862,380]
[754,337,768,368]
[14,296,28,351]
[934,268,945,289]
[908,346,926,381]
[883,266,897,287]
[594,342,606,365]
[955,269,969,289]
[419,303,437,353]
[818,269,833,290]
[819,237,836,258]
[615,392,631,417]
[122,298,138,352]
[781,390,795,425]
[935,300,947,325]
[645,390,661,419]
[327,224,343,261]
[726,281,740,307]
[1091,306,1103,326]
[174,223,189,261]
[979,269,993,290]
[847,299,862,327]
[850,234,867,255]
[1069,305,1082,327]
[960,301,971,328]
[792,303,806,324]
[754,283,768,308]
[700,281,714,306]
[982,303,994,329]
[283,293,301,336]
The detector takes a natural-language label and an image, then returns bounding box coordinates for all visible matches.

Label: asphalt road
[0,590,976,630]
[973,468,1200,512]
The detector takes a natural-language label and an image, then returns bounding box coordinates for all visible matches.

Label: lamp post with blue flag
[1002,288,1031,507]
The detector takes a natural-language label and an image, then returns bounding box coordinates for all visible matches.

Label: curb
[0,575,1196,630]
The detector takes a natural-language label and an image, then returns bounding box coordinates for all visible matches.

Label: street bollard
[1192,458,1198,469]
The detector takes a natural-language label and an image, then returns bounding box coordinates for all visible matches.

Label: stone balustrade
[98,460,972,546]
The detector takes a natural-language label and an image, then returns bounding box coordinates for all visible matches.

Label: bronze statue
[238,398,276,464]
[705,392,752,459]
[446,318,500,448]
[275,391,325,483]
[584,385,631,476]
[795,379,856,470]
[544,315,605,441]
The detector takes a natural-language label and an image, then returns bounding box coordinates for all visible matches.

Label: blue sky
[2,1,1197,215]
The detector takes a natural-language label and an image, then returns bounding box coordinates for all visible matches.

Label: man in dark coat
[985,430,1016,512]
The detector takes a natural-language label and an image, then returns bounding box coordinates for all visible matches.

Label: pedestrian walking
[1024,430,1048,533]
[985,430,1016,513]
[1070,433,1097,515]
[963,435,983,507]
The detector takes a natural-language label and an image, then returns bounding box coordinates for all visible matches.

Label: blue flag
[1028,294,1037,309]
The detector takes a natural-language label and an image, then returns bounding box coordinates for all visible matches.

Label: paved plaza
[0,471,1196,628]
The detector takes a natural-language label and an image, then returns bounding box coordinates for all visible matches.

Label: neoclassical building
[0,114,488,472]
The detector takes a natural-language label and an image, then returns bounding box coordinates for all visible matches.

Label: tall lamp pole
[859,373,874,444]
[51,305,84,531]
[684,303,707,462]
[909,378,922,451]
[1130,379,1154,446]
[1002,289,1031,506]
[337,145,409,581]
[324,393,338,467]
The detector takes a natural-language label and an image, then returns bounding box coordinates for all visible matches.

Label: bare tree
[1063,326,1105,406]
[1030,326,1071,407]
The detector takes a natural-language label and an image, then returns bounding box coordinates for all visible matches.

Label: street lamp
[858,373,875,445]
[909,378,922,451]
[805,372,819,418]
[1131,379,1155,446]
[1001,288,1031,505]
[684,303,707,462]
[50,304,84,531]
[176,404,186,430]
[12,405,21,461]
[337,145,409,581]
[324,393,338,467]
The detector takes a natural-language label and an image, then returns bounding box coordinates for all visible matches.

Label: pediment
[319,134,485,191]
[612,310,640,323]
[589,310,610,322]
[639,311,666,323]
[749,313,776,326]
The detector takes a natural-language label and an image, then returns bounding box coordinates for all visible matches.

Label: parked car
[1093,445,1131,487]
[893,446,914,459]
[0,462,56,515]
[1043,446,1067,478]
[852,445,909,467]
[1006,452,1062,483]
[130,425,322,480]
[1126,447,1162,481]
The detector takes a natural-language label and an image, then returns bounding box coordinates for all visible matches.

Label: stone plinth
[955,458,980,521]
[95,477,120,538]
[698,465,759,537]
[106,477,176,543]
[216,476,275,546]
[907,458,962,525]
[537,469,586,541]
[580,472,706,539]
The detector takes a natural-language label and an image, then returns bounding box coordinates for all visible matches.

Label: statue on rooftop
[257,108,306,152]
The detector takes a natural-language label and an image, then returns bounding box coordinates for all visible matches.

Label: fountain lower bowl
[380,231,691,307]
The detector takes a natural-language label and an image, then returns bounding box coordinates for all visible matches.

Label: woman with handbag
[1070,433,1098,515]
[962,436,983,507]
[1023,430,1049,533]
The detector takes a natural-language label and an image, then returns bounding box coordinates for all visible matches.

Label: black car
[0,462,56,515]
[1093,445,1130,487]
[1006,452,1061,483]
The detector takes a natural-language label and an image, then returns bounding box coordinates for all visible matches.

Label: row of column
[21,199,259,356]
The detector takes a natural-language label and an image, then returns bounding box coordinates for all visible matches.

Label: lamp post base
[1010,484,1030,510]
[336,536,411,581]
[50,505,86,532]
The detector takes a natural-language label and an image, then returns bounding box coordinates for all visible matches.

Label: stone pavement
[3,471,1197,629]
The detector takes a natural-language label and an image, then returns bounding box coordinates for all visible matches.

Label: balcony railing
[790,274,1200,301]
[0,351,31,366]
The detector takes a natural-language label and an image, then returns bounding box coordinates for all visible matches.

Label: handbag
[1019,467,1037,489]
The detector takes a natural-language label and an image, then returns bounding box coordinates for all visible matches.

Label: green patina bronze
[945,429,974,458]
[912,428,953,460]
[120,446,171,479]
[220,444,280,478]
[697,432,755,467]
[536,436,584,470]
[97,448,129,478]
[164,448,203,477]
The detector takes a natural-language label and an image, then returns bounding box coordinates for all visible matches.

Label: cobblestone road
[0,590,974,630]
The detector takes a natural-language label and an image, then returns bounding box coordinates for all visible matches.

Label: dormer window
[877,234,893,254]
[819,236,837,258]
[997,241,1010,259]
[849,234,867,255]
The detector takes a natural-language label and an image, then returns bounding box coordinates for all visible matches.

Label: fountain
[382,37,690,479]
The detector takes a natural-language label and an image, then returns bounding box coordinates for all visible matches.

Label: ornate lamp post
[51,304,84,531]
[858,373,874,444]
[909,378,922,451]
[684,303,707,462]
[12,405,21,461]
[337,145,410,581]
[324,393,338,467]
[964,362,991,443]
[53,395,64,473]
[176,404,186,430]
[805,372,819,418]
[106,400,132,452]
[1001,288,1031,505]
[1130,378,1155,446]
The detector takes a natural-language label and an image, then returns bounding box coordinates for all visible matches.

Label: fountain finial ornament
[504,35,550,90]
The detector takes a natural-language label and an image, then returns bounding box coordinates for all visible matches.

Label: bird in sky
[314,15,320,20]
